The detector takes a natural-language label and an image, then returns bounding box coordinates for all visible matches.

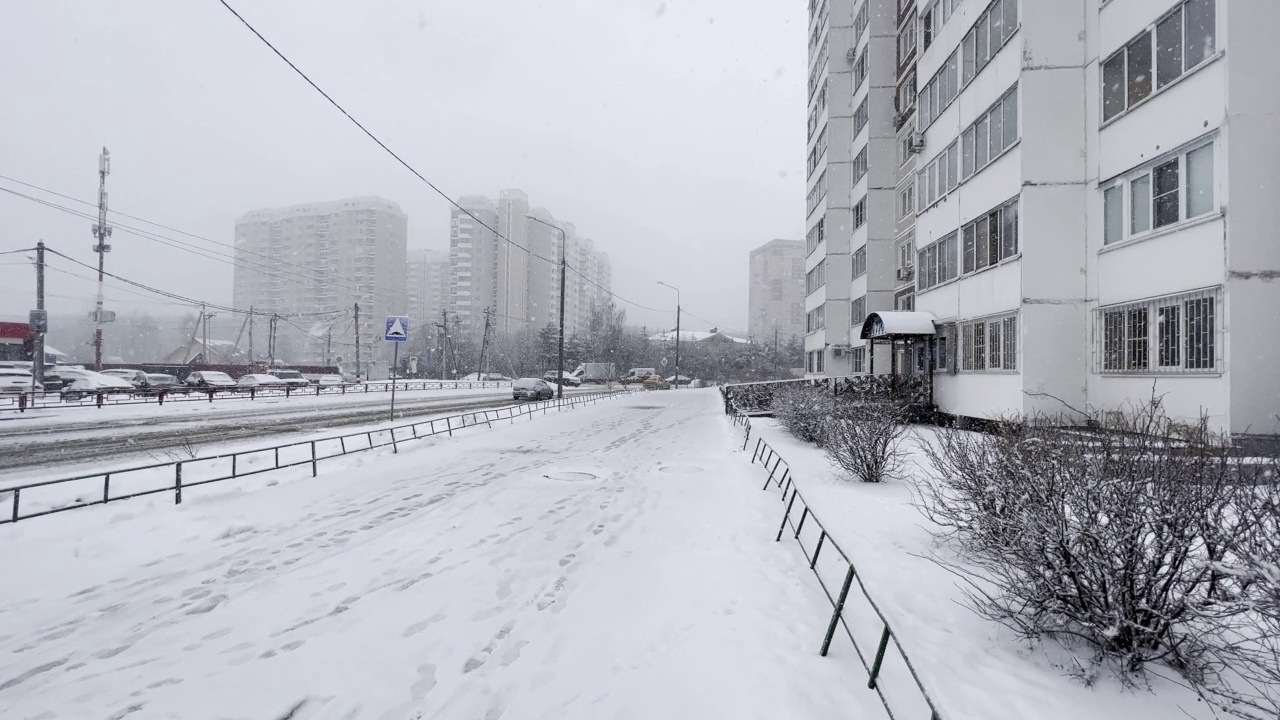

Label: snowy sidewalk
[0,390,884,720]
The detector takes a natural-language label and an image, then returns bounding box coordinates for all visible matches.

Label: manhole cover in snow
[543,471,599,482]
[658,465,704,475]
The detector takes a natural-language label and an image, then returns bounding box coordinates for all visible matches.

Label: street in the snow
[0,390,880,720]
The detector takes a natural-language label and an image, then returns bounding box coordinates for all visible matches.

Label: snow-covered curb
[741,416,1217,720]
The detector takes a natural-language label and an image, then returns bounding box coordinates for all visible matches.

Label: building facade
[809,0,1279,440]
[232,197,408,374]
[748,239,806,344]
[452,193,612,340]
[407,248,448,331]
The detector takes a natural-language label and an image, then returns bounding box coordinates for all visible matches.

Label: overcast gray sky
[0,0,805,333]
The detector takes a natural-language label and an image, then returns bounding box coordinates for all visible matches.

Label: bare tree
[824,401,909,483]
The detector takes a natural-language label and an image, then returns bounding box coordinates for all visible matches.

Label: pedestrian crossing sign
[385,315,409,342]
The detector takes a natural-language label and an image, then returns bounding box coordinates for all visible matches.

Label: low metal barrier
[722,375,932,415]
[0,390,626,525]
[0,380,512,413]
[729,401,944,720]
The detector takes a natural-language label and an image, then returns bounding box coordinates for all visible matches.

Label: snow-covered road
[0,390,880,719]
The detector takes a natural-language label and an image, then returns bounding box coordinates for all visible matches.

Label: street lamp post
[527,215,567,400]
[658,281,680,389]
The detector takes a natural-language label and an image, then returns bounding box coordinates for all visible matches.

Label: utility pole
[658,281,681,389]
[32,241,46,387]
[439,309,449,381]
[268,314,278,366]
[326,327,332,367]
[200,303,209,365]
[91,147,113,371]
[248,307,254,370]
[774,322,779,377]
[478,307,492,379]
[353,302,361,380]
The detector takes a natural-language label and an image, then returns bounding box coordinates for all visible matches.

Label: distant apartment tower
[407,248,448,330]
[817,0,1280,440]
[452,193,612,339]
[749,239,806,343]
[232,197,408,374]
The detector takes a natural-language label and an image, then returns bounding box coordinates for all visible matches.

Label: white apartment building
[749,239,807,343]
[450,194,613,340]
[811,0,1280,441]
[232,197,408,373]
[407,248,448,331]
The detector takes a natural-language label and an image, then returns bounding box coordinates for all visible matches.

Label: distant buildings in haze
[748,239,806,344]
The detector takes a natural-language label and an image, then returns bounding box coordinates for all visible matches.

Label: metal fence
[0,380,514,413]
[729,405,945,720]
[1,390,626,525]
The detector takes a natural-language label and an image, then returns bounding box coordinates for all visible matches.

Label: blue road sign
[384,315,409,342]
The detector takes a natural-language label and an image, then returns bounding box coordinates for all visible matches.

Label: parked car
[237,373,287,388]
[315,374,345,387]
[664,375,693,386]
[145,373,182,391]
[60,370,135,400]
[100,369,154,388]
[543,370,583,387]
[642,376,671,391]
[0,368,40,394]
[512,377,555,401]
[268,369,311,388]
[185,371,237,389]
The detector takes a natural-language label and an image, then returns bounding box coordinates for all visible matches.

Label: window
[917,231,958,291]
[961,0,1017,89]
[853,245,867,278]
[898,12,917,66]
[962,197,1019,273]
[807,125,828,177]
[816,349,825,373]
[853,97,870,138]
[806,216,826,255]
[806,260,826,294]
[1096,288,1218,373]
[961,313,1017,372]
[852,346,866,373]
[853,196,867,230]
[1101,139,1215,245]
[854,1,869,39]
[1101,0,1216,122]
[806,305,827,333]
[851,295,867,326]
[896,67,917,114]
[934,323,956,372]
[851,146,869,186]
[807,171,827,215]
[918,50,958,128]
[919,141,959,208]
[898,183,916,220]
[853,47,869,91]
[894,288,915,311]
[921,0,961,52]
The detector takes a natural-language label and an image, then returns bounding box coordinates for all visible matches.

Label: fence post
[103,474,112,503]
[274,447,279,469]
[207,389,214,403]
[311,441,318,475]
[780,470,792,496]
[820,565,857,656]
[391,428,398,454]
[794,506,809,538]
[751,438,762,463]
[174,462,183,504]
[867,625,892,689]
[11,488,20,522]
[231,455,237,478]
[446,417,453,436]
[810,530,826,569]
[340,436,346,453]
[97,392,104,408]
[776,490,797,542]
[742,423,751,451]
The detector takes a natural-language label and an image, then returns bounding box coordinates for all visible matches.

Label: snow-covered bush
[824,401,908,483]
[772,384,833,446]
[917,399,1248,676]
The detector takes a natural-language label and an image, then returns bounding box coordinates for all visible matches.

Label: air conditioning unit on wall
[909,132,926,153]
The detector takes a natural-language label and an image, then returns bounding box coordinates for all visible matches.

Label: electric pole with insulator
[91,147,113,370]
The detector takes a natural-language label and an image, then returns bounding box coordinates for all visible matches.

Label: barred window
[961,313,1017,372]
[1096,288,1218,373]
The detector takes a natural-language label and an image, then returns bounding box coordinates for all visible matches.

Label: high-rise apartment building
[808,0,1280,440]
[233,197,408,374]
[407,248,448,331]
[450,193,612,339]
[749,239,806,343]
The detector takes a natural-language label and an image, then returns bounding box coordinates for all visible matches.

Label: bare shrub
[824,401,909,483]
[771,384,833,446]
[916,398,1246,676]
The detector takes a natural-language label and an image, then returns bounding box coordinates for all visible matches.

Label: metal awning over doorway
[857,311,938,379]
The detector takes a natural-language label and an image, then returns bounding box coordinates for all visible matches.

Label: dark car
[512,377,554,401]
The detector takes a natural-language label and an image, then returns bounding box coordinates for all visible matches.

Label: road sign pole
[390,342,399,421]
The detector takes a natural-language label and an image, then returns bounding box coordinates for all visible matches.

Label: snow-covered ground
[0,390,886,720]
[749,418,1219,720]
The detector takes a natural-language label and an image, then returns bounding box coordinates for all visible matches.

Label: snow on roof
[858,311,938,339]
[648,330,750,344]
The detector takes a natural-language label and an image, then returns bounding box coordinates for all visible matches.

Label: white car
[60,369,135,399]
[268,369,311,388]
[315,374,344,387]
[236,373,287,388]
[0,368,40,394]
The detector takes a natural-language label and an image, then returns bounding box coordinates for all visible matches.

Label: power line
[215,0,678,320]
[0,183,406,309]
[0,247,37,257]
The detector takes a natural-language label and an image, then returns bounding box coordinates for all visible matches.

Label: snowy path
[0,390,879,720]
